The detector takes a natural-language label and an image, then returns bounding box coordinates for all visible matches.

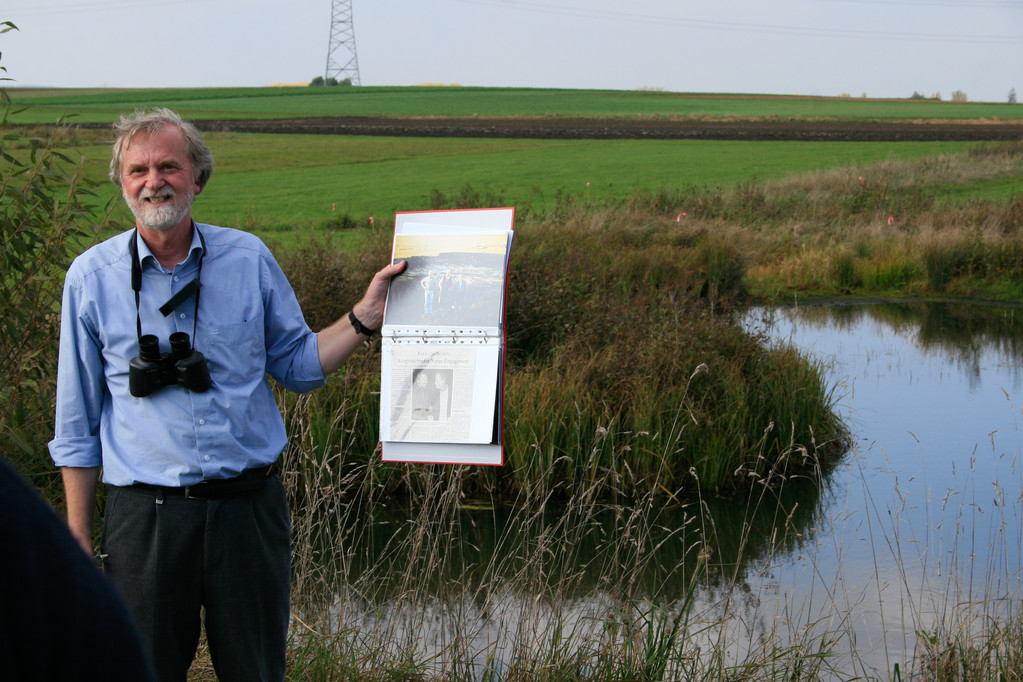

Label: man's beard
[124,185,194,232]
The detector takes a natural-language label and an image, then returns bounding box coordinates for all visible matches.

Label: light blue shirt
[48,223,326,486]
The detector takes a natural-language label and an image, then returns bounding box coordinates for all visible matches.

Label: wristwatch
[348,309,378,337]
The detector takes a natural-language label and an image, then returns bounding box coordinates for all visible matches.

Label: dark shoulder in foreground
[0,456,156,681]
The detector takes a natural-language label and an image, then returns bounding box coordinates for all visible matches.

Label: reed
[273,392,1023,681]
[737,142,1023,300]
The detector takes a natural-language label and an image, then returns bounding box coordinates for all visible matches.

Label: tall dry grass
[732,142,1023,299]
[278,392,839,680]
[277,390,1023,680]
[277,204,847,502]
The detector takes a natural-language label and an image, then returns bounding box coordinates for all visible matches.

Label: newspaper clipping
[384,344,498,444]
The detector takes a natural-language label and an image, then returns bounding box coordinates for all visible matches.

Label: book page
[379,343,500,444]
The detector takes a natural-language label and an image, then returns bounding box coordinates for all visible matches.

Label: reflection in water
[293,469,837,679]
[743,301,1023,673]
[763,301,1023,390]
[302,471,830,601]
[293,301,1023,679]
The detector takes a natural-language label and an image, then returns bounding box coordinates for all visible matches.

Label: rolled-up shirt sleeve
[260,248,326,394]
[49,269,106,469]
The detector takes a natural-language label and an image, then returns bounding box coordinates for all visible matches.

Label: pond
[296,301,1023,679]
[738,301,1023,675]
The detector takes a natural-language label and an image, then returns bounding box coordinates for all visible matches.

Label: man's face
[120,126,199,233]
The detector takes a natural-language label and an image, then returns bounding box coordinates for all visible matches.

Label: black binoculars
[129,332,212,397]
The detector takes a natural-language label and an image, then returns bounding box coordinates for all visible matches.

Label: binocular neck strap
[129,227,207,345]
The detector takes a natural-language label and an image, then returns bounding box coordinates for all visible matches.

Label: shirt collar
[133,222,205,271]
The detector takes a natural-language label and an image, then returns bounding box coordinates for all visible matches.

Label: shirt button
[199,419,206,425]
[204,455,211,461]
[179,313,186,319]
[174,276,180,282]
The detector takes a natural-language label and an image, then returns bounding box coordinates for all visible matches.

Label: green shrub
[0,25,111,492]
[274,212,846,502]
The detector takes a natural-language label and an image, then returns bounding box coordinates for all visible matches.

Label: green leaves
[0,28,112,483]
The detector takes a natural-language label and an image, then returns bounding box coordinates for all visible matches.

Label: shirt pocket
[200,320,265,386]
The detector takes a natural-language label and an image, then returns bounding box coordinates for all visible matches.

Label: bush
[276,211,847,502]
[1,25,111,491]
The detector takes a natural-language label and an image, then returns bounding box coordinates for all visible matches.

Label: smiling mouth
[140,190,174,204]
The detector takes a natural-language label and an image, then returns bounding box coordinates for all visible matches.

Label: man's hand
[317,260,407,375]
[350,260,406,332]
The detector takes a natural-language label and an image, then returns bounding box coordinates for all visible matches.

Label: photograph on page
[384,230,510,328]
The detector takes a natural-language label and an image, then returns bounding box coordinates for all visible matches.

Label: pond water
[304,301,1023,679]
[738,301,1023,675]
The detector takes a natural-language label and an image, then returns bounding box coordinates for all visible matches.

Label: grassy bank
[259,135,1023,505]
[276,212,847,502]
[626,141,1023,302]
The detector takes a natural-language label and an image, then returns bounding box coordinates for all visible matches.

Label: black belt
[125,463,277,500]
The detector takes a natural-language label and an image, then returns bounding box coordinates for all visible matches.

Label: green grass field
[67,132,981,232]
[11,84,1018,234]
[9,85,1023,125]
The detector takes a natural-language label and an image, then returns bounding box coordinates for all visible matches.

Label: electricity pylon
[324,0,361,85]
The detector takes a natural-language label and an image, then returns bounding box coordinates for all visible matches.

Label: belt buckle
[183,483,206,499]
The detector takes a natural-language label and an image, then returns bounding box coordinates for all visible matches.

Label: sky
[3,0,1021,103]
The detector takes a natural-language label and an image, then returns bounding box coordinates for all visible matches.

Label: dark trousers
[102,476,291,682]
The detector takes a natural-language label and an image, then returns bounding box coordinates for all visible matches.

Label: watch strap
[348,309,377,337]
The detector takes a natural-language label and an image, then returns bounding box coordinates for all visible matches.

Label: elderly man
[49,108,404,681]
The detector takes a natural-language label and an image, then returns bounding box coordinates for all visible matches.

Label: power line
[448,0,1023,45]
[5,0,207,16]
[826,0,1021,7]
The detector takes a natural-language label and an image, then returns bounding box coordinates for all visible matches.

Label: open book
[379,208,514,465]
